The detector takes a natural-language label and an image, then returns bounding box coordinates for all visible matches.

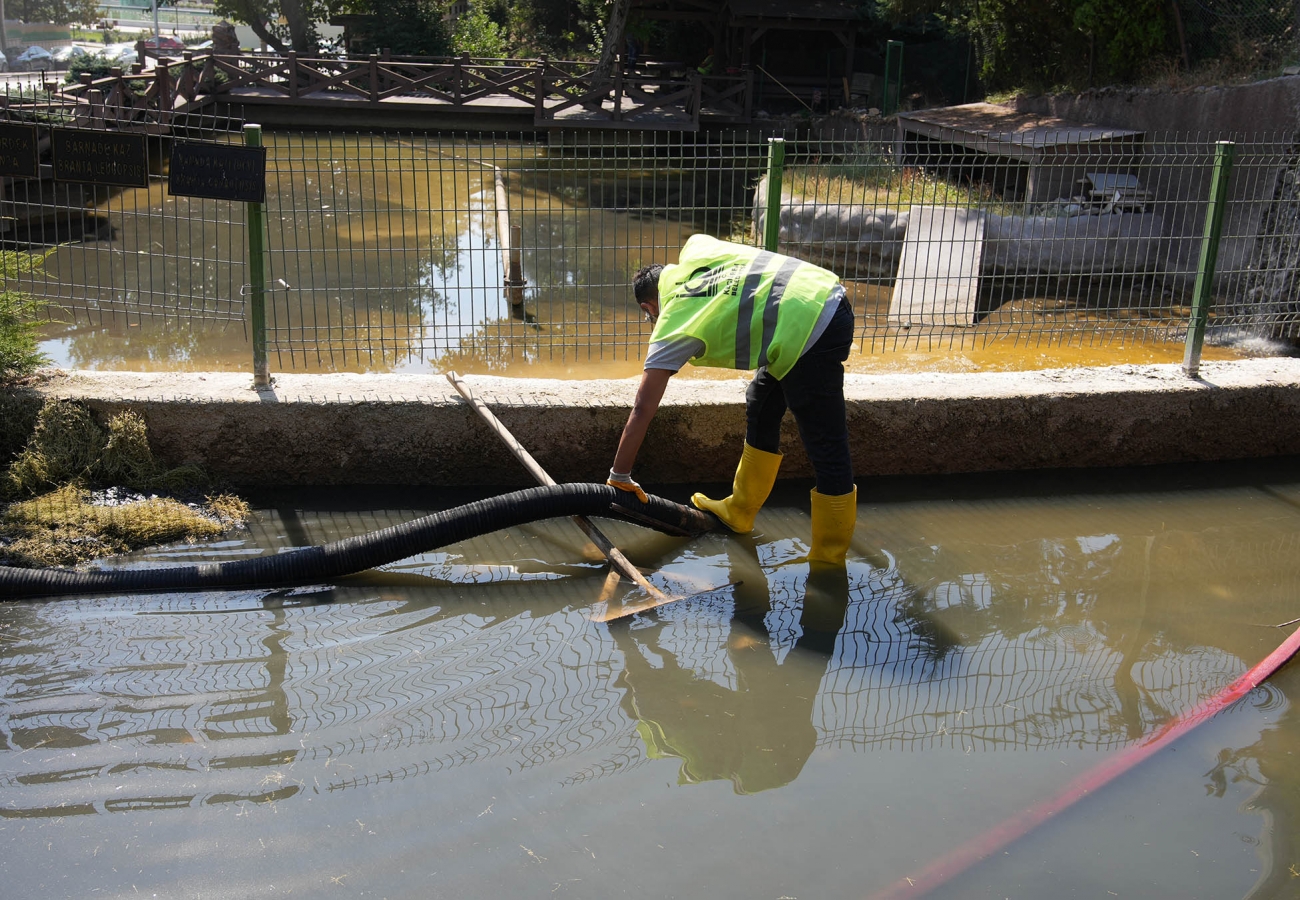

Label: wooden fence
[32,48,758,131]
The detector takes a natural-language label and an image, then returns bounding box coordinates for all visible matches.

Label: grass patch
[0,400,251,567]
[4,401,210,498]
[781,155,1022,215]
[1,485,249,568]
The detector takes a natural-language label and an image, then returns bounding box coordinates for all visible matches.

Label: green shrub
[0,249,53,385]
[0,290,49,383]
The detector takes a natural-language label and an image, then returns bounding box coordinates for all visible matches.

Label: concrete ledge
[9,358,1300,486]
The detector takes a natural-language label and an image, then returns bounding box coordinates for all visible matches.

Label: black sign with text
[168,141,267,203]
[51,128,149,187]
[0,123,40,178]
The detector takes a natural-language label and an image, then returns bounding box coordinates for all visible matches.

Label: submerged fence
[1,105,1298,376]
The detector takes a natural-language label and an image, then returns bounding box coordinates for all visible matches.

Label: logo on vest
[679,263,745,300]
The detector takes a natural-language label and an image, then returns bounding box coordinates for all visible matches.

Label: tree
[211,0,340,54]
[874,0,1173,91]
[349,0,450,57]
[591,0,631,83]
[4,0,99,26]
[452,6,507,58]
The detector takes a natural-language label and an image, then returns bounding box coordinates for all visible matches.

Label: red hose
[871,623,1300,900]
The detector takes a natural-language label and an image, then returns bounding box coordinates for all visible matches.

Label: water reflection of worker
[605,234,858,569]
[610,538,851,793]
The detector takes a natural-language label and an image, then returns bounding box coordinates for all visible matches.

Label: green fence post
[883,40,903,116]
[1183,140,1236,378]
[763,137,785,252]
[244,123,270,390]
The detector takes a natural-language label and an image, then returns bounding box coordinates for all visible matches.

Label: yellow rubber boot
[691,443,783,533]
[807,486,858,566]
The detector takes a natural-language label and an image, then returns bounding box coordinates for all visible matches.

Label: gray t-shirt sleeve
[644,336,705,372]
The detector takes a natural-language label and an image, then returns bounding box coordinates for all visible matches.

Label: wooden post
[288,50,298,99]
[368,53,379,105]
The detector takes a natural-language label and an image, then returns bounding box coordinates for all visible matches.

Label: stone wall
[11,360,1300,487]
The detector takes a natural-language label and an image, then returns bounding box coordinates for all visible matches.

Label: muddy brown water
[26,133,1250,378]
[3,460,1300,897]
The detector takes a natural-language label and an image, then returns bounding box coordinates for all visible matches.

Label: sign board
[889,205,986,328]
[0,123,40,178]
[168,141,267,203]
[51,128,149,188]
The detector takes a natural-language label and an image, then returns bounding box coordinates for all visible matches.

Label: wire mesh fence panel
[3,99,1297,372]
[1,87,247,350]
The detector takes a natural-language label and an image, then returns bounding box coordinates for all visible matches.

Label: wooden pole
[445,371,671,604]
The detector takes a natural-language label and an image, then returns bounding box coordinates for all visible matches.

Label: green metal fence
[2,104,1297,376]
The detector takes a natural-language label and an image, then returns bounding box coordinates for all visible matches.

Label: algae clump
[0,400,250,568]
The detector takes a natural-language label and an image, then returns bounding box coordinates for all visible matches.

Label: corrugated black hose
[0,483,718,601]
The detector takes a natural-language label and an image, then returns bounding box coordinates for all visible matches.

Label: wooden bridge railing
[23,50,754,131]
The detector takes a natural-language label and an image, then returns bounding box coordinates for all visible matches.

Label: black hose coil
[0,483,717,601]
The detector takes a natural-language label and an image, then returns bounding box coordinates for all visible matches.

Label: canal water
[3,458,1300,898]
[23,131,1255,378]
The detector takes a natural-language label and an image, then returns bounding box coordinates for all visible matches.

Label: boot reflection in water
[610,538,851,794]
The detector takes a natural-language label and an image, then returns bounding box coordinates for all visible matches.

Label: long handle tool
[446,371,674,611]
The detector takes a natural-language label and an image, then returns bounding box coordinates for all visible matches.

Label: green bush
[0,250,52,385]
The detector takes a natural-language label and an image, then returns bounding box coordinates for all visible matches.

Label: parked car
[142,36,186,53]
[102,43,141,67]
[51,45,93,69]
[15,45,55,72]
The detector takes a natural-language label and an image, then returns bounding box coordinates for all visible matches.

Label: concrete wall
[8,358,1300,487]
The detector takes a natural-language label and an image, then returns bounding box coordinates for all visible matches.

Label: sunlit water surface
[3,461,1300,898]
[24,132,1264,378]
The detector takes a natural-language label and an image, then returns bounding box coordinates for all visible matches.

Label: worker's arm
[607,368,673,500]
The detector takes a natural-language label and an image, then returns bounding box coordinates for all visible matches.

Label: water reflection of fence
[0,551,1251,817]
[1,114,1297,373]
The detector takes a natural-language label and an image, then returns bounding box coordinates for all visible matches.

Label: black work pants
[745,297,855,496]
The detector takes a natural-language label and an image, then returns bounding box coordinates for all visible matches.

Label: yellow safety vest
[650,234,840,379]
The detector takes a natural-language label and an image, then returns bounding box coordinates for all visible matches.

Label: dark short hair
[632,264,663,304]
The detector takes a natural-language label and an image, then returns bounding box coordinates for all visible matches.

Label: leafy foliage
[349,0,451,57]
[452,7,508,58]
[0,252,52,385]
[875,0,1174,90]
[211,0,339,53]
[2,0,99,26]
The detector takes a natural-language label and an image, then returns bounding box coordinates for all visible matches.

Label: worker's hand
[607,470,648,503]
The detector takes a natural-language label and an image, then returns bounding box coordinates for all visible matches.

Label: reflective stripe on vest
[651,235,839,378]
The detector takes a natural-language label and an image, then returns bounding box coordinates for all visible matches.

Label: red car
[142,36,186,52]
